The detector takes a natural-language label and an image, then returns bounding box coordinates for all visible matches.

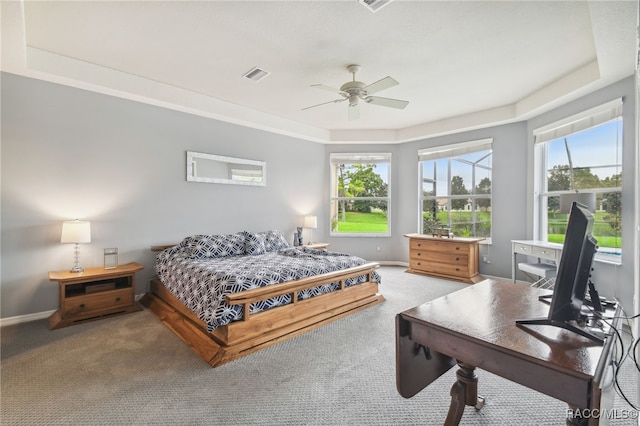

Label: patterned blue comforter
[156,245,381,331]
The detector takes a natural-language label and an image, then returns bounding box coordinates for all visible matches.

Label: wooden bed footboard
[140,262,384,367]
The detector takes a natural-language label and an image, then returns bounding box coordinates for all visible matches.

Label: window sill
[594,253,622,266]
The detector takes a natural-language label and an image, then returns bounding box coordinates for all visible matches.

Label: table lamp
[303,215,317,244]
[61,220,91,272]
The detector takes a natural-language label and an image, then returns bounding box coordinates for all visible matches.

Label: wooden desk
[512,240,562,283]
[396,279,619,425]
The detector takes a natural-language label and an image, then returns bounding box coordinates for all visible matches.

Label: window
[418,139,492,239]
[330,153,391,236]
[533,99,623,260]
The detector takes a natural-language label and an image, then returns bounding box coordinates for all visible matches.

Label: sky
[547,118,623,181]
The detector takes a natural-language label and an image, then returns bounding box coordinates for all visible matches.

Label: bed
[141,230,384,367]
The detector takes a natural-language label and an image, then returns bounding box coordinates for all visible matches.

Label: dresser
[404,234,484,283]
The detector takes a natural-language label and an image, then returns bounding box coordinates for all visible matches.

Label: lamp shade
[303,216,317,229]
[61,220,91,244]
[559,193,596,214]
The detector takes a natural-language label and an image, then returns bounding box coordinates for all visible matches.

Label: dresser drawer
[531,245,559,261]
[412,239,470,254]
[513,243,533,256]
[63,288,132,317]
[411,250,469,266]
[514,242,558,261]
[410,259,469,277]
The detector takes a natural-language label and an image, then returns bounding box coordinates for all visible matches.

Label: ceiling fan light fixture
[303,64,408,120]
[358,0,394,13]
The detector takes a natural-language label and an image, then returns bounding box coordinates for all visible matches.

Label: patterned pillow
[261,230,290,252]
[184,233,245,259]
[243,232,267,255]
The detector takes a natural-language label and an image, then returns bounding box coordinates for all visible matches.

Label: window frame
[329,152,392,237]
[533,99,623,263]
[418,138,493,242]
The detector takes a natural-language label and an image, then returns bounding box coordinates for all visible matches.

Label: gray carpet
[1,266,637,425]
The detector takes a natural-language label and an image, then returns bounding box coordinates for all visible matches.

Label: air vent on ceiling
[358,0,394,13]
[243,67,270,82]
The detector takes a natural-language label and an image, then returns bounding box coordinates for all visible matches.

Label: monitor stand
[587,280,604,312]
[515,317,604,345]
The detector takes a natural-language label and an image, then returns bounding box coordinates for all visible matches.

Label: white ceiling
[1,0,637,143]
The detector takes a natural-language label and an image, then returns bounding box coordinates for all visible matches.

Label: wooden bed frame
[140,246,384,367]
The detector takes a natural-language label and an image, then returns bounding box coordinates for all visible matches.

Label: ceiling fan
[302,65,409,121]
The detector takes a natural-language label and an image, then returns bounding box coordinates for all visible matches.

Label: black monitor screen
[547,202,595,322]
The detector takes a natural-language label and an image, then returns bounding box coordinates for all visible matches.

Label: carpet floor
[1,266,637,425]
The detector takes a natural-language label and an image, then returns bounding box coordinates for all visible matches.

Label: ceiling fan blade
[301,98,345,111]
[366,96,409,110]
[311,84,342,93]
[348,104,360,121]
[364,76,398,94]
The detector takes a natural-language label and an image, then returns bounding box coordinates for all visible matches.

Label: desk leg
[512,250,517,283]
[444,363,485,426]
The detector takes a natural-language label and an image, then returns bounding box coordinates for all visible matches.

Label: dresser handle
[456,257,460,261]
[115,297,121,302]
[79,304,85,308]
[456,268,460,271]
[455,247,460,250]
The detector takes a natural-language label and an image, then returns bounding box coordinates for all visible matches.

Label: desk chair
[518,262,556,289]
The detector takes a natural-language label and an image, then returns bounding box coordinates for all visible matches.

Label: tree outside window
[330,153,391,236]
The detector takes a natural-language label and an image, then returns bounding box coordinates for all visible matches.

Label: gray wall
[394,121,528,280]
[1,72,326,318]
[1,72,637,319]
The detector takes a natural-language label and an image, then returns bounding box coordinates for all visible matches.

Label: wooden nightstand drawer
[64,288,132,317]
[48,262,144,329]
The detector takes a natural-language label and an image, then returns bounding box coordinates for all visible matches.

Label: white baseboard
[0,310,56,327]
[0,293,149,327]
[378,260,409,267]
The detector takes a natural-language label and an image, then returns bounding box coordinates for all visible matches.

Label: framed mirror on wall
[186,151,266,186]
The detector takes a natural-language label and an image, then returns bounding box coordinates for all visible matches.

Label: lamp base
[70,243,84,273]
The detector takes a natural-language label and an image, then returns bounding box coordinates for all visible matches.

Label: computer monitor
[517,202,603,344]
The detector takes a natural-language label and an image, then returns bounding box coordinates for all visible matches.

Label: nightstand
[307,243,329,249]
[48,262,144,329]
